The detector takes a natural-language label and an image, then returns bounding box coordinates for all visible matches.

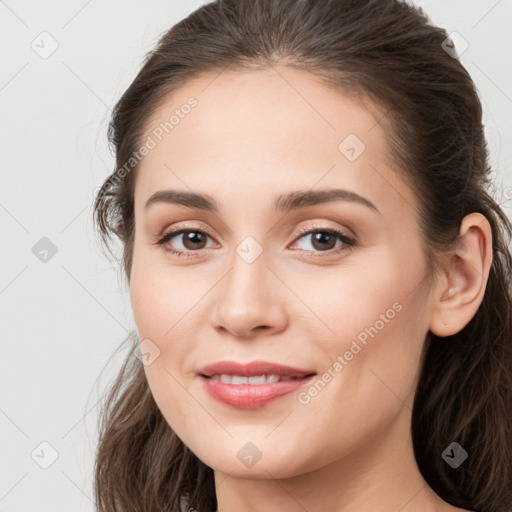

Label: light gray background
[1,1,511,510]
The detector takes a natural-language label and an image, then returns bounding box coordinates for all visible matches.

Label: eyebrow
[144,188,381,215]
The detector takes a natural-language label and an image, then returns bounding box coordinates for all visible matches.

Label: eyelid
[152,221,218,243]
[154,220,357,256]
[291,222,355,241]
[155,219,353,239]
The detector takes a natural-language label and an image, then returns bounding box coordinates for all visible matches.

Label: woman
[92,0,512,511]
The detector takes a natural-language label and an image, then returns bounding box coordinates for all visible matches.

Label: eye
[289,225,356,257]
[154,223,357,259]
[154,227,217,258]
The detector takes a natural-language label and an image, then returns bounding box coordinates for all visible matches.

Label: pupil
[313,232,335,250]
[185,231,206,249]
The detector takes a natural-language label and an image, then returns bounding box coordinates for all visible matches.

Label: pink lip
[197,360,316,378]
[197,360,317,409]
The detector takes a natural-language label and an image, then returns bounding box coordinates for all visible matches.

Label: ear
[429,213,494,337]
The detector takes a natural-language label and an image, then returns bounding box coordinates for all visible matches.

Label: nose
[210,250,288,339]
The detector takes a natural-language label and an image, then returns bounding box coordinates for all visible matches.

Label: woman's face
[129,66,435,478]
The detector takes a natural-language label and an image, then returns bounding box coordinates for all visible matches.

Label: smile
[207,374,301,384]
[198,373,315,409]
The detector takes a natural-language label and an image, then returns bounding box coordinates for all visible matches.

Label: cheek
[292,259,407,348]
[303,247,428,398]
[129,246,202,341]
[129,250,207,398]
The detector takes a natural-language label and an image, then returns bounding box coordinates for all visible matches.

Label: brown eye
[180,230,208,250]
[155,228,216,256]
[308,231,338,251]
[291,226,356,255]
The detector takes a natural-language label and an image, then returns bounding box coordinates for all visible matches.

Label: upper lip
[197,360,317,378]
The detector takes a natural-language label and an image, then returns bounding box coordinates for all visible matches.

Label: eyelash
[154,224,357,259]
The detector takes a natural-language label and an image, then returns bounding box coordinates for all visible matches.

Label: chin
[194,441,313,480]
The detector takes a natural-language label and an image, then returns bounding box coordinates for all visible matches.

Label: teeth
[231,375,248,385]
[248,375,266,384]
[210,374,297,384]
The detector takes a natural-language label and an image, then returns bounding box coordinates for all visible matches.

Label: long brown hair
[92,0,512,510]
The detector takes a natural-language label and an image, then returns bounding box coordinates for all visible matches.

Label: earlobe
[429,213,493,337]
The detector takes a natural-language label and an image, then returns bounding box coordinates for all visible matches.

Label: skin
[129,65,492,512]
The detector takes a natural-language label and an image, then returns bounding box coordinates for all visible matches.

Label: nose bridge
[212,235,286,336]
[221,239,271,313]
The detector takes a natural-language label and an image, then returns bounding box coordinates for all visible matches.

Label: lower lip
[198,375,315,409]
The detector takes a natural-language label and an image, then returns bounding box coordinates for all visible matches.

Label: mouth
[200,374,316,384]
[197,359,317,379]
[196,361,317,409]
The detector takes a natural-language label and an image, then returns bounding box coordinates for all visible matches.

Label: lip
[197,360,316,378]
[197,360,317,409]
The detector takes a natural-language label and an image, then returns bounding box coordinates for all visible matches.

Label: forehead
[134,66,415,216]
[142,66,387,158]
